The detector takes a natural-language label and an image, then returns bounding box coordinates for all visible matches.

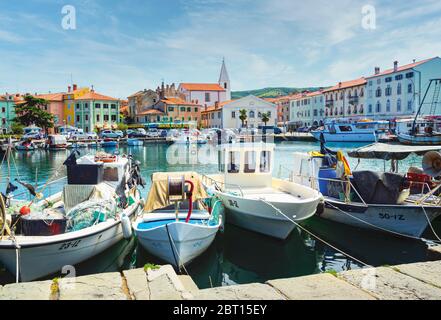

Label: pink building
[36,93,65,129]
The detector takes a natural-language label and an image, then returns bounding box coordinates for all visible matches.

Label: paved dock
[1,260,441,300]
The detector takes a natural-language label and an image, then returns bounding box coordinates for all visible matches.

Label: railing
[201,174,244,198]
[349,96,359,104]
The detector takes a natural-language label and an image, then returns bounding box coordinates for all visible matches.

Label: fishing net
[66,199,118,232]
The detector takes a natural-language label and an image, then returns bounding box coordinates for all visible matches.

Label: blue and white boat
[127,138,143,146]
[133,172,222,269]
[311,119,389,143]
[101,139,118,148]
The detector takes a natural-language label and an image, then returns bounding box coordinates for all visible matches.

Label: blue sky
[1,0,441,98]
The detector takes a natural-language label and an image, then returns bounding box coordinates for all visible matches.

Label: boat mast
[411,79,441,135]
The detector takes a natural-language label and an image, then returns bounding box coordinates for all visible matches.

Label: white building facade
[323,78,367,120]
[364,57,441,120]
[289,91,325,127]
[201,95,277,129]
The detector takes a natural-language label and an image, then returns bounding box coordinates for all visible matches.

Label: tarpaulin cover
[352,171,405,204]
[144,172,208,213]
[348,143,441,161]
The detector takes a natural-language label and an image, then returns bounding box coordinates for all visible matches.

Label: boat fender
[19,206,31,216]
[315,202,325,216]
[121,214,132,239]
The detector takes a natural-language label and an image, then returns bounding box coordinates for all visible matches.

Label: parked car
[146,129,160,138]
[23,131,44,140]
[69,131,98,140]
[100,130,124,139]
[258,126,282,134]
[128,128,147,138]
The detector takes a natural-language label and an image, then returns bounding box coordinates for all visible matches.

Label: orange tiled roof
[75,91,119,101]
[323,78,367,93]
[161,97,200,106]
[137,109,165,116]
[180,83,225,92]
[366,57,438,78]
[201,100,235,113]
[35,93,65,102]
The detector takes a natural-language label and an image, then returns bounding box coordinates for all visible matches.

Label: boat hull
[135,213,220,267]
[397,133,441,145]
[311,130,377,143]
[0,198,140,282]
[321,199,441,238]
[216,192,318,240]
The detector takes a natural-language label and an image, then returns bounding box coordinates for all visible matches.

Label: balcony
[325,100,334,108]
[349,96,359,105]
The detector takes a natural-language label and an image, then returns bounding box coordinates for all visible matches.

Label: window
[386,100,391,112]
[228,151,240,173]
[368,81,373,86]
[187,107,191,112]
[68,115,71,122]
[368,104,373,114]
[168,107,174,112]
[111,115,117,121]
[67,104,71,110]
[397,99,402,112]
[406,72,414,78]
[85,114,89,121]
[339,126,352,132]
[385,77,392,83]
[313,109,318,117]
[385,86,392,96]
[408,83,413,93]
[103,104,109,109]
[260,151,271,173]
[397,83,402,95]
[249,111,255,118]
[217,112,221,119]
[180,107,186,112]
[194,107,198,112]
[205,93,210,102]
[95,103,101,108]
[244,151,256,173]
[267,111,271,117]
[376,102,381,113]
[368,90,373,98]
[111,104,116,109]
[104,115,109,121]
[231,111,236,118]
[376,87,382,97]
[96,114,100,122]
[407,100,413,111]
[84,103,89,109]
[1,107,5,113]
[395,74,403,81]
[76,115,80,122]
[76,104,80,110]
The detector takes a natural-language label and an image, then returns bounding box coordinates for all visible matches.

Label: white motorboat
[0,151,144,282]
[134,172,222,269]
[291,143,441,238]
[203,143,322,240]
[311,118,389,143]
[171,129,208,145]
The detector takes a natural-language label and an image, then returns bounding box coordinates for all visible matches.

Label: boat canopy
[348,143,441,160]
[144,172,208,213]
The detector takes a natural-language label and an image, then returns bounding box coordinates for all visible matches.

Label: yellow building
[63,85,90,126]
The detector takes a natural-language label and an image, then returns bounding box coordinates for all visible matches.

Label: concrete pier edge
[0,258,440,300]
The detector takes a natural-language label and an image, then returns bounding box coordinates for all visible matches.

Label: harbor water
[0,141,439,288]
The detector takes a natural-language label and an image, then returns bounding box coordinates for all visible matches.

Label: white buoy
[121,214,133,239]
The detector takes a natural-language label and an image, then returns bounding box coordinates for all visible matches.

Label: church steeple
[218,58,231,100]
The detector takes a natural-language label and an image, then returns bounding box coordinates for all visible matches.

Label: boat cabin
[217,143,275,188]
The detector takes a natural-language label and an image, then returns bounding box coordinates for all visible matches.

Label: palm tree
[239,109,248,128]
[261,112,271,126]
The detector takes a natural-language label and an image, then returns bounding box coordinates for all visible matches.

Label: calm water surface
[0,141,438,288]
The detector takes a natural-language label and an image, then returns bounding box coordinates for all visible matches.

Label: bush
[117,123,129,131]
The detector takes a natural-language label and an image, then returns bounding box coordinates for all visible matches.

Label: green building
[73,91,120,132]
[0,94,18,134]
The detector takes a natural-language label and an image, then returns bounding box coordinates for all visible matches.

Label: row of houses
[273,57,441,128]
[0,85,123,134]
[127,59,279,129]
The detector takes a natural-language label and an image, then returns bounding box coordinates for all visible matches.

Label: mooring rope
[259,199,372,268]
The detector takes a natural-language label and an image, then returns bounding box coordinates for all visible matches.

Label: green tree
[117,123,128,131]
[13,95,54,134]
[261,112,271,126]
[11,123,24,135]
[239,109,248,128]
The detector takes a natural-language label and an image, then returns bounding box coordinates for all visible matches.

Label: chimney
[394,61,398,72]
[215,101,219,109]
[68,86,71,93]
[374,67,380,75]
[338,82,342,88]
[73,84,78,91]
